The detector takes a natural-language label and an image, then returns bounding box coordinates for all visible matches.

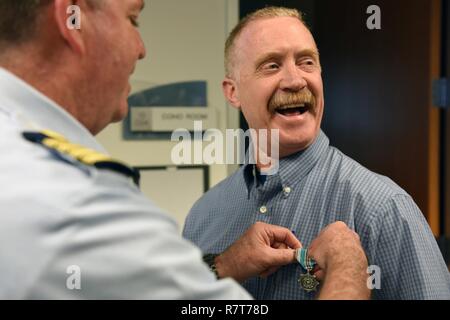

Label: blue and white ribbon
[295,248,317,271]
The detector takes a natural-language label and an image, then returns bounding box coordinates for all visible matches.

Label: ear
[222,78,241,109]
[53,0,86,55]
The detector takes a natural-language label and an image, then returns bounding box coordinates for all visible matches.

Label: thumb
[268,248,297,266]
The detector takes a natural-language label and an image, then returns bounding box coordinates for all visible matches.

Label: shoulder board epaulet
[22,130,140,187]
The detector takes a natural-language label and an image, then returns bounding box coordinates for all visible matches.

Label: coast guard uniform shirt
[0,67,252,300]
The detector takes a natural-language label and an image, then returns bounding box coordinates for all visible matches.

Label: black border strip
[134,165,210,193]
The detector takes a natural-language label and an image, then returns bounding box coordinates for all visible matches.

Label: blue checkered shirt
[183,130,450,300]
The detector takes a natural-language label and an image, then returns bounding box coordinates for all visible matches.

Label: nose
[137,35,147,60]
[279,63,306,92]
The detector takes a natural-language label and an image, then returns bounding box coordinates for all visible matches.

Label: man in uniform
[0,0,370,299]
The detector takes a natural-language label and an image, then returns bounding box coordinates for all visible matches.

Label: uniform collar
[243,130,329,193]
[0,67,106,153]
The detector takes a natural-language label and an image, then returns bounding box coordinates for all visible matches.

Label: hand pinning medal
[295,248,320,293]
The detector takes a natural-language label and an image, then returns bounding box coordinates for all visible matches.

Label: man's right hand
[214,222,301,283]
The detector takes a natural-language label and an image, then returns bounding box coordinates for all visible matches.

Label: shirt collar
[243,130,329,193]
[0,67,106,153]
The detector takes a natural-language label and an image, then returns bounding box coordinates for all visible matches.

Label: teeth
[276,104,306,111]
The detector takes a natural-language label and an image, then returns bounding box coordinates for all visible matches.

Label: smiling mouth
[275,104,310,116]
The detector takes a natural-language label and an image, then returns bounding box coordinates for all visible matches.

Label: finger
[352,230,360,241]
[308,238,321,257]
[307,247,326,270]
[271,242,288,249]
[267,225,303,249]
[268,247,298,266]
[313,269,325,281]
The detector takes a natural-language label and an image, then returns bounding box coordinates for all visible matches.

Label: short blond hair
[225,7,307,77]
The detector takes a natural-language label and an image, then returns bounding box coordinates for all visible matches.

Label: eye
[298,58,318,71]
[129,16,140,27]
[301,59,315,66]
[261,62,280,71]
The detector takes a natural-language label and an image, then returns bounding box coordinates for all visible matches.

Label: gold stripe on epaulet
[23,130,140,186]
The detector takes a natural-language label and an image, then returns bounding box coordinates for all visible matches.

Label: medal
[298,272,319,292]
[295,248,319,292]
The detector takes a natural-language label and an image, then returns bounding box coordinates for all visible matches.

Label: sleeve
[370,194,450,300]
[23,170,253,300]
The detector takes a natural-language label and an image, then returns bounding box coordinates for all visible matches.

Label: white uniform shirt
[0,67,251,299]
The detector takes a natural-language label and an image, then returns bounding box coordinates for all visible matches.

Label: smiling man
[223,12,323,157]
[0,0,310,299]
[183,7,450,300]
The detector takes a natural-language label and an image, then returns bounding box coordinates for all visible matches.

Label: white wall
[97,0,240,229]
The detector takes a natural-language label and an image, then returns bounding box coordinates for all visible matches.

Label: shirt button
[259,206,268,214]
[283,186,292,196]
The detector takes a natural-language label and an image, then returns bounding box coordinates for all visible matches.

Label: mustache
[268,89,316,115]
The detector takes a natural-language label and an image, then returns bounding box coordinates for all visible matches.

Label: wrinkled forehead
[105,0,145,11]
[235,16,318,62]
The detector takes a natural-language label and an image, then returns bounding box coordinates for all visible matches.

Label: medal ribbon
[295,248,317,271]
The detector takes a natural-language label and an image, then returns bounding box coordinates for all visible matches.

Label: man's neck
[0,48,93,134]
[253,137,318,171]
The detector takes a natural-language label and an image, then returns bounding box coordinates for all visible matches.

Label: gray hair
[0,0,103,48]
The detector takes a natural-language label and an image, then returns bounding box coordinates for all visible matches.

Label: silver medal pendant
[298,271,319,292]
